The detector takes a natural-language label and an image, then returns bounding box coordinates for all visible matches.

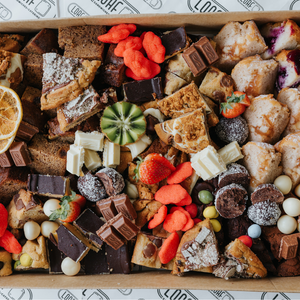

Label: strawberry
[220,91,249,118]
[134,153,175,184]
[72,194,86,210]
[49,195,81,223]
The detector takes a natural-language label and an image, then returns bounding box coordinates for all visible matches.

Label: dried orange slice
[0,85,22,141]
[0,136,15,154]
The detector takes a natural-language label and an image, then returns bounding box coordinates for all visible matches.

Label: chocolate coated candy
[191,181,214,205]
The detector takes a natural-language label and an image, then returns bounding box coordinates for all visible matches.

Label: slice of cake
[157,82,219,127]
[58,25,106,60]
[172,219,219,275]
[41,53,101,110]
[155,108,211,154]
[57,86,103,132]
[23,54,43,89]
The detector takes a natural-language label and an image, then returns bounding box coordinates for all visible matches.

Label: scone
[242,141,282,192]
[155,108,211,154]
[243,94,290,144]
[213,238,267,279]
[0,250,12,276]
[213,21,267,73]
[157,82,219,127]
[276,49,300,91]
[41,53,101,110]
[172,219,219,276]
[7,189,48,229]
[275,132,300,188]
[261,19,300,59]
[277,88,300,136]
[199,67,235,103]
[231,55,278,99]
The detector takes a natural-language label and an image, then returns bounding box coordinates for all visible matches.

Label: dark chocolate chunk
[16,121,39,142]
[96,167,125,197]
[47,238,66,274]
[218,163,250,189]
[96,197,118,221]
[73,209,105,249]
[27,174,70,198]
[112,193,137,220]
[77,172,107,202]
[143,243,156,258]
[152,238,162,248]
[146,114,159,136]
[9,142,31,166]
[215,183,248,219]
[13,192,25,210]
[106,243,131,274]
[123,77,163,104]
[194,36,219,65]
[96,223,124,250]
[182,45,207,76]
[112,213,139,241]
[0,151,14,167]
[84,245,109,275]
[25,194,40,210]
[225,214,252,241]
[251,184,284,205]
[279,233,300,260]
[161,27,189,59]
[56,224,90,262]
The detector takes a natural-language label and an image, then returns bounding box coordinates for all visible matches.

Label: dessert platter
[2,11,300,291]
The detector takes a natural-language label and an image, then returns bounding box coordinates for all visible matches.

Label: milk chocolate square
[96,198,118,221]
[112,193,137,220]
[112,213,139,241]
[9,142,31,166]
[0,152,14,167]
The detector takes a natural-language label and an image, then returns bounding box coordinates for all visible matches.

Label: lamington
[0,50,26,90]
[58,25,106,61]
[243,94,290,144]
[275,132,300,188]
[199,67,235,103]
[155,108,211,154]
[0,33,24,52]
[28,134,69,176]
[157,82,219,127]
[213,21,267,73]
[57,86,103,132]
[41,53,101,110]
[231,55,278,99]
[7,189,47,229]
[242,141,282,192]
[277,88,300,136]
[261,19,300,59]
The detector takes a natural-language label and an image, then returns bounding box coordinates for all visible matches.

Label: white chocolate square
[84,149,102,170]
[218,141,244,165]
[74,131,104,151]
[67,144,85,176]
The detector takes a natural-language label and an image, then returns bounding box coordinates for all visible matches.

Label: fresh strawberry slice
[0,203,8,237]
[49,195,81,223]
[72,194,86,210]
[0,230,22,254]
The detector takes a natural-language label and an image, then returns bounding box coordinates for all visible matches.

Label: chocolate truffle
[251,183,284,204]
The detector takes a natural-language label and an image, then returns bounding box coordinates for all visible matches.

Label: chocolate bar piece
[73,209,105,249]
[27,174,70,198]
[56,224,91,262]
[0,152,14,167]
[112,213,139,241]
[96,223,124,250]
[47,237,66,274]
[279,233,300,260]
[194,37,219,65]
[96,197,118,221]
[123,77,163,104]
[182,45,207,77]
[9,142,31,166]
[161,27,190,59]
[112,193,137,220]
[16,121,39,142]
[84,245,110,274]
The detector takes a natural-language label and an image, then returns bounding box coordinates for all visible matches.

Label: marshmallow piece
[126,135,152,159]
[103,139,120,168]
[218,141,244,165]
[75,131,104,151]
[84,149,102,171]
[67,144,85,176]
[191,145,226,180]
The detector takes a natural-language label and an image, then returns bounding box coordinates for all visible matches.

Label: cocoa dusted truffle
[77,172,107,202]
[248,200,281,226]
[96,167,125,197]
[251,183,284,205]
[218,163,250,189]
[215,116,249,145]
[215,183,248,219]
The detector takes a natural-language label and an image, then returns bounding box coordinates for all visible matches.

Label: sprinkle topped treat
[2,19,300,281]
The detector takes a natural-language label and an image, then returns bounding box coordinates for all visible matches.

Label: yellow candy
[210,219,221,232]
[20,253,33,267]
[203,206,219,219]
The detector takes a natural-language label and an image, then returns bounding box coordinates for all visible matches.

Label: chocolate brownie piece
[23,54,43,89]
[277,257,300,277]
[251,184,284,205]
[58,25,106,61]
[21,28,59,57]
[225,214,253,242]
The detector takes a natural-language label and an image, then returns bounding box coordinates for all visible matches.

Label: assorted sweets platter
[1,13,300,287]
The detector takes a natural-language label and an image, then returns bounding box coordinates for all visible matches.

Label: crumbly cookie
[0,250,13,276]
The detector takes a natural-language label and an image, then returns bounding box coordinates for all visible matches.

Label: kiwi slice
[101,101,146,146]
